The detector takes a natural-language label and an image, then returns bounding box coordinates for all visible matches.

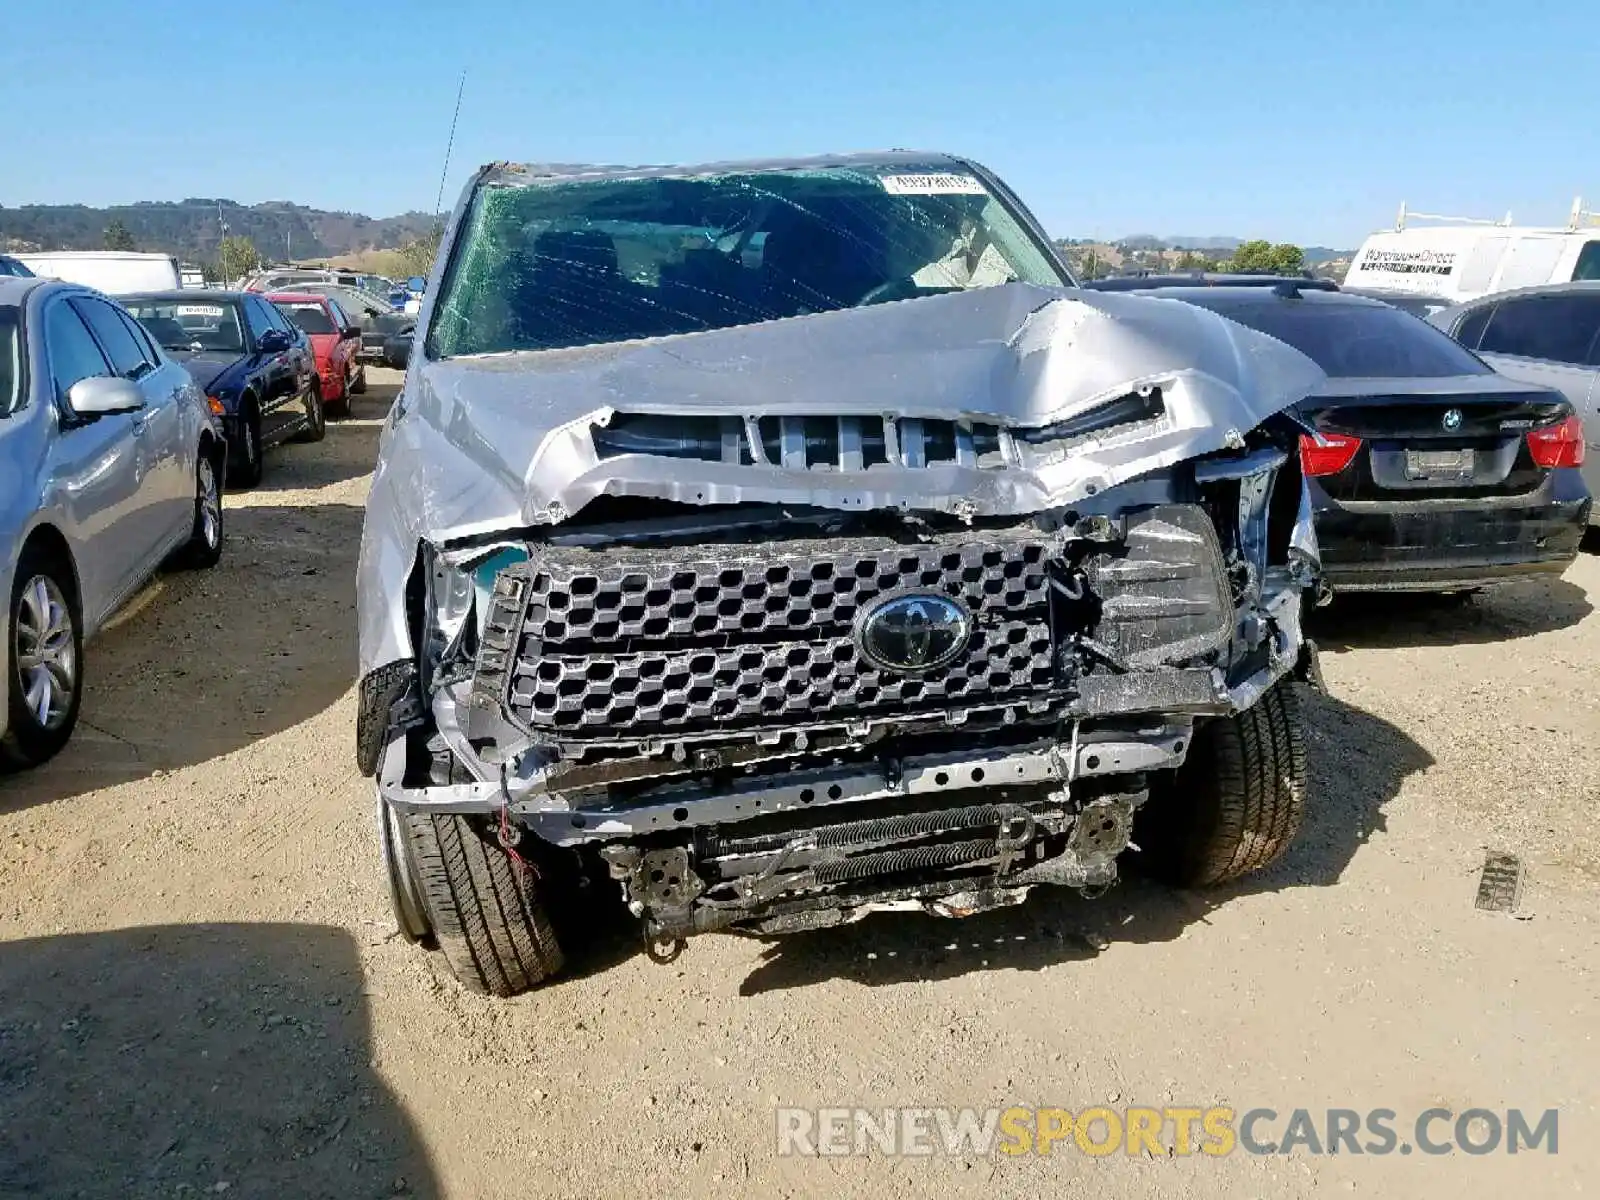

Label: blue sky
[2,0,1594,247]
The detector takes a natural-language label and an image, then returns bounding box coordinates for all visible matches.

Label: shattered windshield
[426,165,1069,357]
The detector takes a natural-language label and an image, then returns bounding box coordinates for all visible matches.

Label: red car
[268,292,366,416]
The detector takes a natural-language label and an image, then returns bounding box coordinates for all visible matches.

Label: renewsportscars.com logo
[776,1106,1559,1158]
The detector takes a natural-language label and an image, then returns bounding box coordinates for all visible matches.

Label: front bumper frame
[376,607,1311,847]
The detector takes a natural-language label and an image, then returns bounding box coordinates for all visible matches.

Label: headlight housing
[417,543,530,691]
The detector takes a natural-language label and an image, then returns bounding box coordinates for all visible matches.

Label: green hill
[0,199,437,264]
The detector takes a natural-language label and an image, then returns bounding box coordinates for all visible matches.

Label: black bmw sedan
[124,290,324,486]
[1131,284,1591,593]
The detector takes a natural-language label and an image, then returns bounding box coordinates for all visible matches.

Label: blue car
[123,290,324,487]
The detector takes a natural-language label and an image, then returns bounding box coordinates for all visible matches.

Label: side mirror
[342,325,363,340]
[67,376,145,417]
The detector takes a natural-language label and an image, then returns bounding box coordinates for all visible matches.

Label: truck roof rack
[1566,197,1600,230]
[1393,202,1513,231]
[1393,197,1600,232]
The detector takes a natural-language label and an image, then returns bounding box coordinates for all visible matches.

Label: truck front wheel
[398,808,566,996]
[1135,678,1308,887]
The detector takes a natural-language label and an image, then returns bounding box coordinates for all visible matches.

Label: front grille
[497,539,1058,735]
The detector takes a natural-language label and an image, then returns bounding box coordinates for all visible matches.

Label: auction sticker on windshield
[176,305,226,317]
[879,173,988,195]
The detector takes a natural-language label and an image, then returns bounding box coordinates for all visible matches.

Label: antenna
[433,69,468,218]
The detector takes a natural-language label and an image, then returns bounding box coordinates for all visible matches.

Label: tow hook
[645,929,687,964]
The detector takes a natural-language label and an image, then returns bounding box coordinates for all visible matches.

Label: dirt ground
[1,370,1596,1199]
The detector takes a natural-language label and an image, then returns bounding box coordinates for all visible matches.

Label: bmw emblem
[1441,408,1463,432]
[855,591,971,674]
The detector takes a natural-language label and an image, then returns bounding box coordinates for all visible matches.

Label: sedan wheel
[2,558,83,769]
[230,405,263,489]
[297,380,327,443]
[15,576,75,731]
[170,447,225,569]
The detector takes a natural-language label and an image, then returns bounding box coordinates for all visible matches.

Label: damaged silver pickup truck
[355,152,1328,996]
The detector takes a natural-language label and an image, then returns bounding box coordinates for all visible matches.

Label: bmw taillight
[1299,431,1363,477]
[1526,414,1585,469]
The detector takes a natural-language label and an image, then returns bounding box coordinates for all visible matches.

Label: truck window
[1572,240,1600,281]
[1496,237,1566,291]
[1477,294,1600,364]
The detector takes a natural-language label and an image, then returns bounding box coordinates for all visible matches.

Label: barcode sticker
[879,173,988,196]
[176,305,225,317]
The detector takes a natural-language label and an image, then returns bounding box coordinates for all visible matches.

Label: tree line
[1061,239,1309,280]
[94,219,444,286]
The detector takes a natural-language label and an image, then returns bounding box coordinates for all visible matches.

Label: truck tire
[399,809,566,996]
[1136,678,1307,887]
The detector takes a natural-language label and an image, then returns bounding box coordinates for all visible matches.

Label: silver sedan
[0,277,227,769]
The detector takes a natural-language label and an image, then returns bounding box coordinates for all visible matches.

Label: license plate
[1405,448,1473,479]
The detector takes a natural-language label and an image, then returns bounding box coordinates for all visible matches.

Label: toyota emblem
[855,592,971,674]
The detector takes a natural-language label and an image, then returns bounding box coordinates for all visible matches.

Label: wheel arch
[197,427,225,473]
[16,522,81,606]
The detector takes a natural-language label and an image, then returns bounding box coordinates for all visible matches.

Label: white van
[13,250,182,295]
[1343,198,1600,305]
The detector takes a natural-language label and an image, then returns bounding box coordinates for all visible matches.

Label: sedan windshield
[1187,298,1491,378]
[426,164,1069,357]
[275,300,336,335]
[125,299,245,354]
[0,307,19,415]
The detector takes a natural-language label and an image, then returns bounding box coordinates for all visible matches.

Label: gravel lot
[1,369,1595,1199]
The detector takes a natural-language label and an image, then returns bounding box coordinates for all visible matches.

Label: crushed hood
[372,283,1325,544]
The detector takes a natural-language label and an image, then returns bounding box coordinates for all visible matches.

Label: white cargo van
[14,250,182,295]
[1344,198,1600,305]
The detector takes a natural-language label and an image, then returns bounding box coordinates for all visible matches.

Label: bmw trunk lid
[1300,375,1574,499]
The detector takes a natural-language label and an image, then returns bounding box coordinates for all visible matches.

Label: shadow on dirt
[731,686,1431,994]
[1308,577,1591,652]
[0,502,364,813]
[0,923,439,1199]
[252,418,387,492]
